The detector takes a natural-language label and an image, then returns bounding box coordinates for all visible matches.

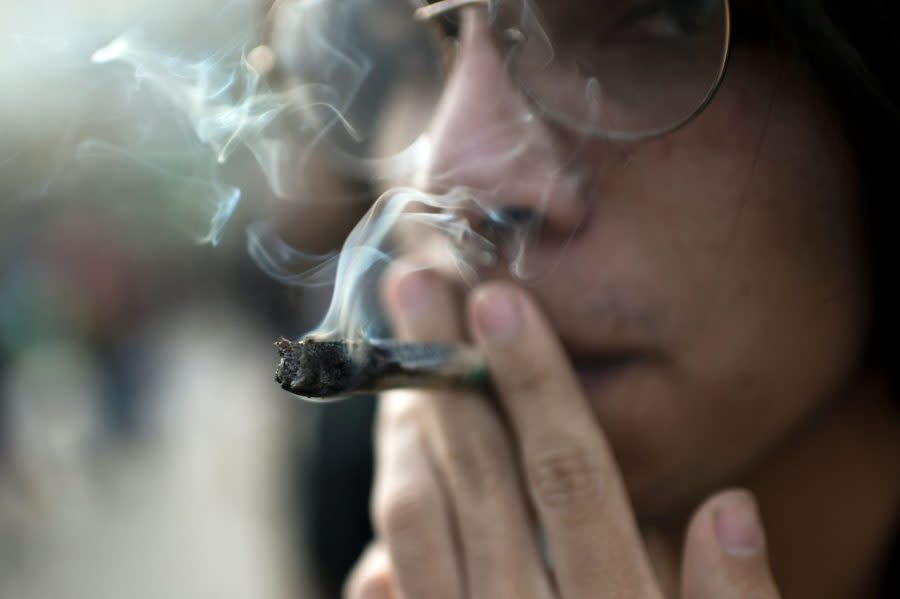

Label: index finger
[469,282,663,599]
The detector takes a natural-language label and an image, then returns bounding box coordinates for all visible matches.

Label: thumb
[344,543,397,599]
[681,489,781,599]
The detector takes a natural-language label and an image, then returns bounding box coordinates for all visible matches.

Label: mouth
[571,351,653,392]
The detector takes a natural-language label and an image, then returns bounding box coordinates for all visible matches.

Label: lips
[570,348,657,392]
[574,364,634,399]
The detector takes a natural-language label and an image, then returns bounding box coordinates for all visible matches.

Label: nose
[420,8,589,237]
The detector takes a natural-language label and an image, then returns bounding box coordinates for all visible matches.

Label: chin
[579,379,730,523]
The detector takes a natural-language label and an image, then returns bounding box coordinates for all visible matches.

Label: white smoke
[1,0,276,243]
[1,0,575,342]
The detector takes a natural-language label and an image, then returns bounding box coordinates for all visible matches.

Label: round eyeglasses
[272,0,731,162]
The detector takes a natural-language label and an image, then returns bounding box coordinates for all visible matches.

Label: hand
[345,268,781,599]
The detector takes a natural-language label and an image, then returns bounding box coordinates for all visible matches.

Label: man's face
[397,7,869,520]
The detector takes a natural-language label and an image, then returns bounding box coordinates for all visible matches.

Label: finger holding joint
[371,393,464,599]
[371,479,463,598]
[382,264,465,342]
[469,283,661,598]
[373,482,441,547]
[526,443,611,518]
[468,283,593,438]
[377,390,426,436]
[438,433,516,500]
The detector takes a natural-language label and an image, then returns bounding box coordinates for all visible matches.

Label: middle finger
[384,265,553,599]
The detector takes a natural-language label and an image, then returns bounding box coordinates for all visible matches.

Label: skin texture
[347,6,900,599]
[424,9,869,520]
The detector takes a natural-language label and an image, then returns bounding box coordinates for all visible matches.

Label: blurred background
[0,0,415,596]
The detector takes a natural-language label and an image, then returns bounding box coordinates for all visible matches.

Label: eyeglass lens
[281,0,729,160]
[499,0,730,140]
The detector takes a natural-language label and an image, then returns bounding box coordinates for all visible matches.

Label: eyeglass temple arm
[414,0,489,22]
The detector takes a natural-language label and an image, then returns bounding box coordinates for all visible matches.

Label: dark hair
[770,3,900,594]
[773,1,900,391]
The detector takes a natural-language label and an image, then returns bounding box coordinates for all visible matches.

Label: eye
[661,0,720,34]
[608,0,721,40]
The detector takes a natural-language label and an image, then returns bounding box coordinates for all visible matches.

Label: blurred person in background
[0,187,307,599]
[1,0,380,597]
[338,1,900,598]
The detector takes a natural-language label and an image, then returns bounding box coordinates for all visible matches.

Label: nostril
[497,206,541,225]
[491,206,543,230]
[478,205,543,244]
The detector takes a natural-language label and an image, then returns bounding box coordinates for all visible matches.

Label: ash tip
[273,337,300,389]
[273,337,355,398]
[274,337,293,355]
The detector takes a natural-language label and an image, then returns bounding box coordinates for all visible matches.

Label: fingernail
[714,491,765,557]
[474,286,521,342]
[393,270,435,318]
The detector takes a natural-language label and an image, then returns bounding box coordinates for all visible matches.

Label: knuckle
[378,391,423,430]
[441,438,510,497]
[373,482,436,544]
[528,444,608,516]
[504,361,555,397]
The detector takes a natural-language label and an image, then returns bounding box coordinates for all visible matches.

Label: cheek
[574,49,870,515]
[621,46,868,362]
[683,50,869,382]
